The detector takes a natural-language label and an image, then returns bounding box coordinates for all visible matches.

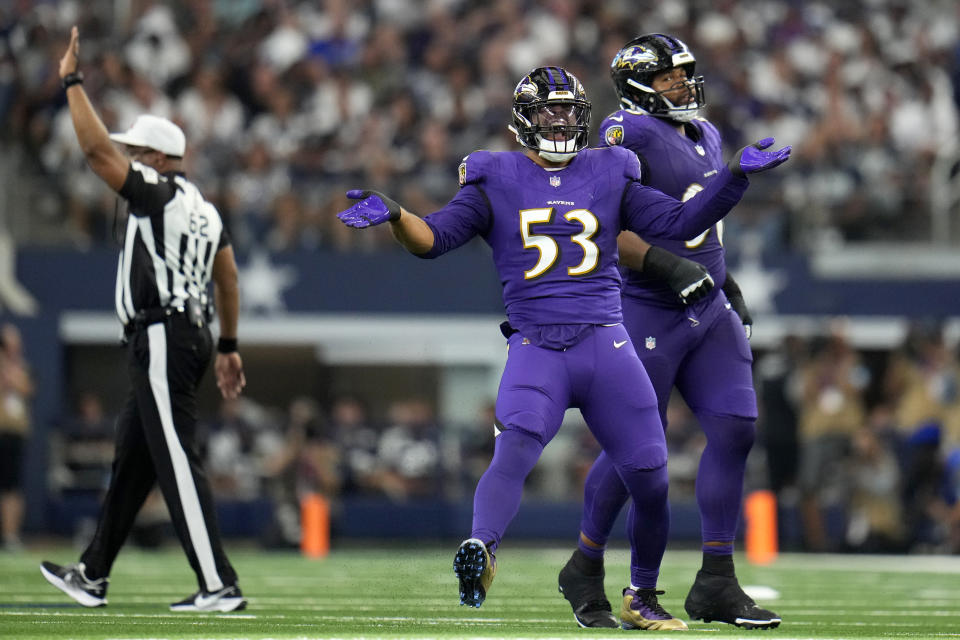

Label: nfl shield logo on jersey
[605,125,624,146]
[549,175,561,187]
[458,161,467,186]
[645,336,656,350]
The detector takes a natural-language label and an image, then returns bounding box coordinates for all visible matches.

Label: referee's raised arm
[58,26,129,192]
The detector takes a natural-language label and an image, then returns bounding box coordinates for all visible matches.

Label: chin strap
[538,150,577,162]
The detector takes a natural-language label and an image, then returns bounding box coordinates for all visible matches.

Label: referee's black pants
[81,313,238,593]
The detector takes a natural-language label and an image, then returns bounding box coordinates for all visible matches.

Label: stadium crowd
[1,0,959,251]
[3,1,960,554]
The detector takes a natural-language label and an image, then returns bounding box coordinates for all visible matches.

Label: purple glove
[730,137,792,177]
[337,189,402,228]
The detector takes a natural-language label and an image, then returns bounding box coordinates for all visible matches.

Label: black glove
[722,273,753,340]
[643,245,714,305]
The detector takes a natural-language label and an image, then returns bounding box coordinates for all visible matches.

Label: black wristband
[217,337,238,353]
[61,71,84,89]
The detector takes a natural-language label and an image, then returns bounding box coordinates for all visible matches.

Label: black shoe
[170,584,247,612]
[557,551,617,628]
[40,561,108,607]
[453,538,496,608]
[684,570,781,629]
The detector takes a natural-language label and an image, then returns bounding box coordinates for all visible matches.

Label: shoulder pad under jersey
[458,150,496,186]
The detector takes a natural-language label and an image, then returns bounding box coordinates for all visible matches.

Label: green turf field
[1,545,958,639]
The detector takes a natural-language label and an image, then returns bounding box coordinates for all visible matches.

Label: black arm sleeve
[722,272,752,325]
[217,224,232,251]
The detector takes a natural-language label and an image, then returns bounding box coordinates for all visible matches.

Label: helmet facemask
[623,70,705,122]
[511,67,592,162]
[514,98,591,162]
[611,34,707,122]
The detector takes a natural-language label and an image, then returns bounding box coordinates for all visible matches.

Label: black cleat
[40,561,108,607]
[557,551,617,628]
[453,538,496,608]
[684,570,781,629]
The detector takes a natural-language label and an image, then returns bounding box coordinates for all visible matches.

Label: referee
[41,27,247,613]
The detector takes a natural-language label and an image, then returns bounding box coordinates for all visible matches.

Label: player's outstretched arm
[59,26,129,192]
[337,189,435,254]
[618,231,714,305]
[730,137,792,177]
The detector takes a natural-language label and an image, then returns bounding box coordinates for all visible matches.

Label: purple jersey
[599,111,727,307]
[419,147,746,331]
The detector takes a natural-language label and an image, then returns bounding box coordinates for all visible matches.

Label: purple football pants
[579,292,758,560]
[471,323,670,588]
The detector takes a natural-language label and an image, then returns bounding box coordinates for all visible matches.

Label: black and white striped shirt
[115,161,229,325]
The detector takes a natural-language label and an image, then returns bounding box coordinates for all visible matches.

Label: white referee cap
[109,114,186,157]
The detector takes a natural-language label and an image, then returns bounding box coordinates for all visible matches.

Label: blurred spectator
[247,85,309,164]
[457,400,497,496]
[222,138,292,250]
[49,390,169,550]
[756,334,806,501]
[0,323,33,551]
[329,394,381,495]
[292,401,341,499]
[266,191,319,252]
[947,448,960,552]
[260,396,341,548]
[375,398,443,500]
[207,397,283,500]
[901,422,957,552]
[884,319,960,443]
[174,63,245,151]
[49,390,114,496]
[174,62,245,186]
[796,323,869,551]
[123,2,191,89]
[881,320,960,552]
[844,422,906,553]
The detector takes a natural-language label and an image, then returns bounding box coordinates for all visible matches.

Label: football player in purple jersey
[337,65,789,629]
[557,34,782,630]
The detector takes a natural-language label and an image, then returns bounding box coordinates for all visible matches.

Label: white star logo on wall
[728,232,785,313]
[729,260,786,313]
[238,251,297,314]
